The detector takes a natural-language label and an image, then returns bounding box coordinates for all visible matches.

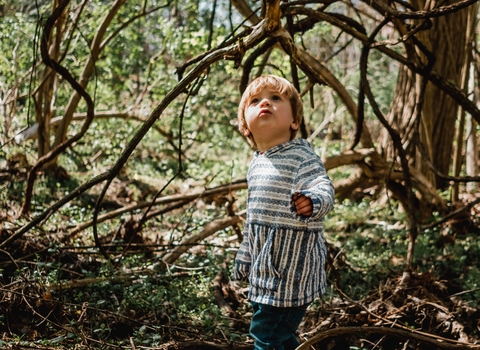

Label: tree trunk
[452,5,476,201]
[380,0,475,195]
[466,64,479,193]
[466,4,480,193]
[33,0,67,159]
[46,0,127,167]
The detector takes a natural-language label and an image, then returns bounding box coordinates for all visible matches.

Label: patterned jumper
[233,138,335,307]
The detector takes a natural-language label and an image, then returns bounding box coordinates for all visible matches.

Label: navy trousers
[250,302,309,350]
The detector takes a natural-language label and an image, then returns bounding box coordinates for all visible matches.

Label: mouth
[258,109,271,117]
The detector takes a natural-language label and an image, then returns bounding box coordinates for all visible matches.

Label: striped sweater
[233,138,335,307]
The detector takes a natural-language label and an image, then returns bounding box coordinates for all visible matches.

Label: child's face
[243,87,298,151]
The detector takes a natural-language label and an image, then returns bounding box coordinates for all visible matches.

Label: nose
[259,98,270,107]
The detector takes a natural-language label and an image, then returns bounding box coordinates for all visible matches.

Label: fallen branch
[323,148,376,169]
[65,181,247,238]
[420,196,480,231]
[212,258,236,316]
[159,214,245,271]
[46,276,134,291]
[298,326,480,350]
[43,269,192,291]
[160,341,252,350]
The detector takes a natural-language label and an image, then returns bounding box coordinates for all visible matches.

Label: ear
[243,129,251,136]
[291,121,299,131]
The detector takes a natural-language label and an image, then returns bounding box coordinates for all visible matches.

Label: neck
[256,137,291,152]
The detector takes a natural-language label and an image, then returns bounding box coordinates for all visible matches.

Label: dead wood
[323,148,377,169]
[212,260,236,316]
[64,181,247,239]
[39,269,192,292]
[160,340,252,350]
[45,276,134,291]
[298,267,480,349]
[298,326,480,350]
[158,214,244,271]
[324,148,448,217]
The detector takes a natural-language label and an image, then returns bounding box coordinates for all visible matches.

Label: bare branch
[286,7,480,125]
[158,215,244,271]
[298,326,480,350]
[21,0,95,215]
[372,0,479,19]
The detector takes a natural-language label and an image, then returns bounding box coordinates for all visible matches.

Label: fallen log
[297,326,480,350]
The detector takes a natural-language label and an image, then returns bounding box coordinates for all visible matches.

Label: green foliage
[325,198,480,305]
[5,250,245,348]
[1,0,479,348]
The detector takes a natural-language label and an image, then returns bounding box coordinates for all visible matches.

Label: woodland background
[1,0,480,349]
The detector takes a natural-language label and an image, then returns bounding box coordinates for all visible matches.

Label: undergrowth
[2,191,480,348]
[1,119,480,348]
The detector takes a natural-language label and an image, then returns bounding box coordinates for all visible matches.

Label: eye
[272,95,281,101]
[250,97,259,104]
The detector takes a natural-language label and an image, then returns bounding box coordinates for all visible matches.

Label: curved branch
[358,17,424,271]
[285,7,480,125]
[52,0,127,151]
[274,28,377,151]
[90,7,281,260]
[2,4,278,250]
[350,16,383,150]
[371,0,478,19]
[240,37,277,93]
[298,326,480,350]
[21,0,95,215]
[415,127,480,183]
[231,0,261,24]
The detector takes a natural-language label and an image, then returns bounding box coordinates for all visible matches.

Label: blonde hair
[238,75,303,147]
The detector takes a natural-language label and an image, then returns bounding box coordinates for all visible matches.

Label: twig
[129,337,137,350]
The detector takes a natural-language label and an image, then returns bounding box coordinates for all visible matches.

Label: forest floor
[1,165,480,350]
[1,231,479,350]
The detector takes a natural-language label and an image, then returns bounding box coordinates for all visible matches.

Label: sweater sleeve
[232,223,251,281]
[292,155,335,220]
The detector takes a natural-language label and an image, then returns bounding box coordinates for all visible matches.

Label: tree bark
[466,9,479,193]
[34,0,67,158]
[381,0,476,191]
[48,0,127,167]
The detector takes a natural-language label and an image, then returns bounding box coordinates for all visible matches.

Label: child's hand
[292,193,313,217]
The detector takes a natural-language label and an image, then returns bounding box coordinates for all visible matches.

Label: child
[232,75,335,350]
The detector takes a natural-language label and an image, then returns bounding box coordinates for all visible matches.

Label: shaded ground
[1,231,479,350]
[1,163,480,349]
